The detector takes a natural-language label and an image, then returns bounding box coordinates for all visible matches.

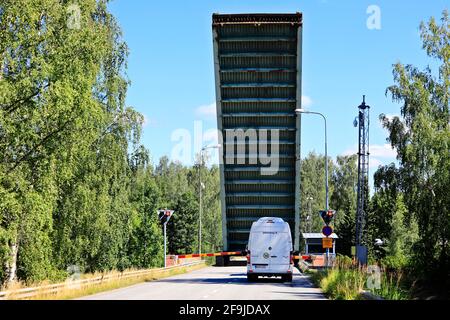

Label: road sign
[319,210,335,225]
[322,237,333,249]
[158,209,174,225]
[322,225,333,237]
[157,209,175,268]
[356,245,368,265]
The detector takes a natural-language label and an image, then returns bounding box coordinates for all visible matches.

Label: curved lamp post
[295,109,330,267]
[295,109,328,211]
[199,144,221,255]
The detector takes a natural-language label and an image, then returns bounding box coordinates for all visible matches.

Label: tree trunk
[4,240,18,286]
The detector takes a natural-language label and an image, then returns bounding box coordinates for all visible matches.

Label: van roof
[255,217,285,224]
[250,217,291,233]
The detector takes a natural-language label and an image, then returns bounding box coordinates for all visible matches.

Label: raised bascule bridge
[212,13,303,264]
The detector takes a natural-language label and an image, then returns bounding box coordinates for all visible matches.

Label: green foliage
[379,10,449,282]
[383,194,418,267]
[312,260,366,300]
[0,0,224,287]
[300,153,358,255]
[331,155,357,255]
[155,155,222,256]
[372,272,409,300]
[168,191,199,255]
[300,152,335,235]
[192,156,222,254]
[128,164,164,269]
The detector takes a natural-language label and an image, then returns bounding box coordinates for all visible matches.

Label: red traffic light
[320,210,336,225]
[158,209,174,224]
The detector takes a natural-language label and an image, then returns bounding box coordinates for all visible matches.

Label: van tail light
[290,253,294,265]
[247,251,251,265]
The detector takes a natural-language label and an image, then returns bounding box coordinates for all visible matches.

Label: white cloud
[142,114,157,128]
[302,95,313,108]
[203,128,219,145]
[195,102,216,118]
[383,113,401,121]
[341,147,357,157]
[370,144,397,158]
[341,146,396,170]
[341,144,397,159]
[369,158,383,169]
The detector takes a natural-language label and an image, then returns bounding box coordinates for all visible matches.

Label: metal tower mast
[355,96,370,264]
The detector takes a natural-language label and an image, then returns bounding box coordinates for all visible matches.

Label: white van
[246,217,294,282]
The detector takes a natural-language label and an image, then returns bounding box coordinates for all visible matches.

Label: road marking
[203,295,209,299]
[212,289,218,293]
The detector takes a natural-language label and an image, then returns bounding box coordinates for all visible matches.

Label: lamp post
[295,109,330,266]
[295,109,328,211]
[199,144,221,255]
[307,196,314,233]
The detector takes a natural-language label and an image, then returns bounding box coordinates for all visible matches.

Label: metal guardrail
[0,261,204,300]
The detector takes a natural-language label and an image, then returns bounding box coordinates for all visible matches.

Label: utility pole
[199,153,203,255]
[198,144,221,255]
[355,96,370,265]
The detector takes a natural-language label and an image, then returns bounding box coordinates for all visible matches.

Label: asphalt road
[79,266,326,300]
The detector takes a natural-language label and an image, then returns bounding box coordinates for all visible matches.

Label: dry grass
[2,262,206,300]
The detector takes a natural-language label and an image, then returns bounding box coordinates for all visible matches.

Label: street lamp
[295,108,330,267]
[295,109,329,211]
[306,196,314,233]
[198,144,221,255]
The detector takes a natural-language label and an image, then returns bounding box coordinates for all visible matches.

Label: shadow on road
[271,291,326,299]
[150,273,302,287]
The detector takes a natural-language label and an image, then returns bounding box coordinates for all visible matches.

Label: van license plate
[255,265,267,269]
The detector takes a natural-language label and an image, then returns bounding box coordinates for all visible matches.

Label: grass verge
[306,256,409,300]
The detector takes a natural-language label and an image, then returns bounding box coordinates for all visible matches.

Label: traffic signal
[158,210,174,225]
[320,210,335,226]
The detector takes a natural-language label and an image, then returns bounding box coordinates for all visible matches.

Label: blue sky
[108,0,447,181]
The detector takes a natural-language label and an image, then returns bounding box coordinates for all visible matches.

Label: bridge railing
[0,261,204,300]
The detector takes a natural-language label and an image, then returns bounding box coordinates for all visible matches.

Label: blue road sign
[322,225,333,237]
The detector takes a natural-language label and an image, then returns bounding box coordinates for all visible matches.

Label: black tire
[215,256,224,266]
[282,274,293,282]
[247,274,257,282]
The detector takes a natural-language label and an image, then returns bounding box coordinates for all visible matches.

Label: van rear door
[250,231,274,266]
[269,232,291,265]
